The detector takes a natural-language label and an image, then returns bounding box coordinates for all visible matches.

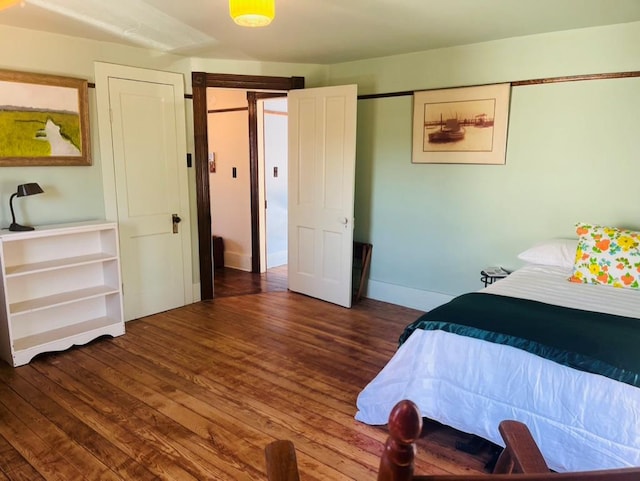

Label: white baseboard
[365,279,453,312]
[267,250,287,268]
[224,251,252,271]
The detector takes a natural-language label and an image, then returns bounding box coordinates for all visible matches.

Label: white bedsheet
[483,264,640,318]
[355,265,640,472]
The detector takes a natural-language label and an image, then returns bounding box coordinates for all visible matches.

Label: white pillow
[517,238,578,268]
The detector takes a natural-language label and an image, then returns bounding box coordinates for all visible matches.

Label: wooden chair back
[265,399,640,481]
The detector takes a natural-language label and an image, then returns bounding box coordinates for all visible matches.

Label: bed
[355,232,640,473]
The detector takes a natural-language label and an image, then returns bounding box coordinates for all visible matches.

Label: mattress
[483,264,640,318]
[355,265,640,472]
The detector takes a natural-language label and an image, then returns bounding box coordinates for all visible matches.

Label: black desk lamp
[9,183,44,231]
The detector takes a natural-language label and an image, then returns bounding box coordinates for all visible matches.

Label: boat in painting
[428,117,465,143]
[474,113,494,127]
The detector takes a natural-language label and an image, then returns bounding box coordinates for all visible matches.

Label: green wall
[331,22,640,309]
[1,20,638,310]
[0,25,326,231]
[0,24,327,294]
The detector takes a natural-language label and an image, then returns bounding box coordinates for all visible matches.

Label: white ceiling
[1,0,640,64]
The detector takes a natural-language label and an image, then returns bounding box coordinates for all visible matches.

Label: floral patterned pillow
[569,223,640,289]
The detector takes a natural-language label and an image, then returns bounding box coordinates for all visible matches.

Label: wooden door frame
[192,72,304,300]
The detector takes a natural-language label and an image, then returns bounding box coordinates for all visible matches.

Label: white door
[95,63,192,321]
[287,84,358,308]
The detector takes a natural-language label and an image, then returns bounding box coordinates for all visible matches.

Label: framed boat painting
[412,83,511,164]
[0,69,91,166]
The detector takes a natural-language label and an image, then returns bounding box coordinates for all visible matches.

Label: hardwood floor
[0,290,496,480]
[213,265,288,298]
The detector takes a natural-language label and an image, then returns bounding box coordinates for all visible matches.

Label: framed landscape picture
[412,83,511,164]
[0,69,91,166]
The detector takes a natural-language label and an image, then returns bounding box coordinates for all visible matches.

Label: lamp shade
[16,183,44,197]
[9,183,44,231]
[229,0,274,27]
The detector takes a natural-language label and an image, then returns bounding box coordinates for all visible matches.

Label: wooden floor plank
[0,386,86,481]
[0,431,44,481]
[0,369,157,481]
[73,347,272,481]
[124,306,376,412]
[93,327,381,480]
[98,330,383,479]
[0,284,495,480]
[0,381,121,481]
[31,358,216,481]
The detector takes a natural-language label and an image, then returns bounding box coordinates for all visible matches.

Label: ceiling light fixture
[229,0,274,27]
[0,0,21,10]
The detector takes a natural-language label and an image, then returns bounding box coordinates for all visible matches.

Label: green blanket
[400,293,640,388]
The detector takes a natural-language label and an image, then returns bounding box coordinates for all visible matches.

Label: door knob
[340,217,349,225]
[172,214,181,233]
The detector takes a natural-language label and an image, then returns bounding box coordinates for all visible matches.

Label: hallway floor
[213,265,288,298]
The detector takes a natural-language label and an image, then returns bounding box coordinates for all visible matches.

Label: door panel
[96,64,192,321]
[288,85,357,308]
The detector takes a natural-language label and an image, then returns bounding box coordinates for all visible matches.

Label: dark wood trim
[358,90,414,100]
[253,92,291,100]
[197,73,304,90]
[192,72,303,300]
[247,91,260,273]
[208,107,249,114]
[511,70,640,86]
[356,70,640,100]
[247,91,288,273]
[191,72,213,300]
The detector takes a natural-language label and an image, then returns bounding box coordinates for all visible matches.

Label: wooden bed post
[493,420,549,474]
[378,400,423,481]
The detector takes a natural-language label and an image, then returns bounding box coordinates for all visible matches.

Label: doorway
[206,91,288,275]
[259,97,289,272]
[192,72,304,301]
[207,88,253,272]
[96,63,193,321]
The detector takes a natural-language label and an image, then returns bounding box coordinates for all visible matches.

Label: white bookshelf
[0,221,125,366]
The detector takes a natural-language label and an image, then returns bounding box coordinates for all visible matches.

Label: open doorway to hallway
[191,71,304,301]
[206,89,288,295]
[259,97,288,272]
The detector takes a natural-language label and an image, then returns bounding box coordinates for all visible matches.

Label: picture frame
[0,69,91,166]
[412,83,511,165]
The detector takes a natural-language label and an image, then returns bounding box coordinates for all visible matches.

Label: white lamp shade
[229,0,275,27]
